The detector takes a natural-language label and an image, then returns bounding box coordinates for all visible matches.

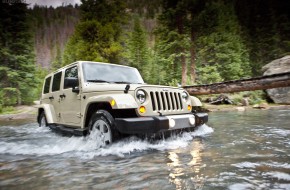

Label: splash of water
[0,124,213,158]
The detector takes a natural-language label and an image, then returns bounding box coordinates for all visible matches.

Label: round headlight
[182,91,189,101]
[136,90,146,104]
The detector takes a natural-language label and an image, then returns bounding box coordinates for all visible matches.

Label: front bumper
[115,113,208,134]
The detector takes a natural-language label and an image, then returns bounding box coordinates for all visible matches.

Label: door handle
[49,96,54,100]
[60,94,66,98]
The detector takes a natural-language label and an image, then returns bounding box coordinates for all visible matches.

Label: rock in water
[262,56,290,104]
[209,94,233,105]
[241,97,249,106]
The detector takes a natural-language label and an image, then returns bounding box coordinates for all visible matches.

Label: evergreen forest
[0,0,290,111]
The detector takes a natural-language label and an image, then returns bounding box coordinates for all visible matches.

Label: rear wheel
[39,112,47,127]
[88,110,118,147]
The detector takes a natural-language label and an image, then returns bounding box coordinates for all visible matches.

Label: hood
[82,83,182,93]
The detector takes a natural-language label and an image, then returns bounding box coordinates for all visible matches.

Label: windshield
[82,62,144,84]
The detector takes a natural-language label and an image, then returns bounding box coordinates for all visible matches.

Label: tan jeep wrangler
[37,61,208,145]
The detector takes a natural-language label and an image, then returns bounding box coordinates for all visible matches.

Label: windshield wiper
[87,79,111,83]
[114,81,132,84]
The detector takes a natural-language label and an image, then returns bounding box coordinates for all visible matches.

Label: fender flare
[190,96,202,107]
[36,104,57,124]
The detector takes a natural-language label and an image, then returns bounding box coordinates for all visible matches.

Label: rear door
[41,75,52,104]
[50,71,63,123]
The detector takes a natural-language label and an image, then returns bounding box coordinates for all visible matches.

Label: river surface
[0,108,290,190]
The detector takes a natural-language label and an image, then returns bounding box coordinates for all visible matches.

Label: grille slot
[150,92,156,111]
[165,92,170,110]
[160,92,166,110]
[178,93,183,109]
[155,91,161,110]
[170,92,175,110]
[150,91,183,111]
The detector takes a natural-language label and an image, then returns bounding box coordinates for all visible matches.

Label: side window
[64,66,78,89]
[65,66,78,78]
[52,72,62,92]
[43,76,51,94]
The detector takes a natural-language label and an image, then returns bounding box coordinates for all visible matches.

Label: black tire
[39,112,48,127]
[88,110,119,146]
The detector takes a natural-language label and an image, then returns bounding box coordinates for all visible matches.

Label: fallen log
[183,72,290,95]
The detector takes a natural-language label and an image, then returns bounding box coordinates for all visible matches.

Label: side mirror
[64,77,79,93]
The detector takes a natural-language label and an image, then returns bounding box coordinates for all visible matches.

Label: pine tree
[195,1,251,82]
[62,0,127,65]
[30,5,79,69]
[235,0,290,75]
[0,2,37,105]
[157,0,190,86]
[126,17,149,75]
[51,44,62,70]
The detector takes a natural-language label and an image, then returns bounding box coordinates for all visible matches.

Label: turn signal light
[110,99,116,107]
[187,105,192,111]
[139,106,146,113]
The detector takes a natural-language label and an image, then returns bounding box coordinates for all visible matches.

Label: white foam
[271,129,290,136]
[265,162,290,169]
[232,161,290,170]
[2,123,51,134]
[231,162,260,169]
[228,183,254,190]
[0,124,214,158]
[264,172,290,181]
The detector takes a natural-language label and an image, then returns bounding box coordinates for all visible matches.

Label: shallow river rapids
[0,108,290,189]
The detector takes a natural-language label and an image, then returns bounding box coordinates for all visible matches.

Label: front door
[60,65,81,125]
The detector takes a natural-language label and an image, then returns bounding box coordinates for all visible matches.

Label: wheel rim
[91,119,112,147]
[40,116,46,127]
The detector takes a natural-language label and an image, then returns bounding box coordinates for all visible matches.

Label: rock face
[262,56,290,104]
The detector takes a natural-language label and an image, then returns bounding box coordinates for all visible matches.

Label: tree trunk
[181,53,187,86]
[183,72,290,95]
[176,12,187,86]
[190,26,196,84]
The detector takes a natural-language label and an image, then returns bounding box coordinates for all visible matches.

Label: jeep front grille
[150,91,183,111]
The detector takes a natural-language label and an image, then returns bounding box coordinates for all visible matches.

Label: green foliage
[152,0,290,86]
[51,45,62,70]
[142,49,168,85]
[62,0,127,65]
[30,5,79,71]
[126,0,161,18]
[33,65,49,101]
[230,91,267,105]
[235,0,290,76]
[155,0,251,85]
[167,79,180,87]
[154,29,188,85]
[245,91,267,105]
[1,106,16,114]
[5,0,286,109]
[0,2,38,105]
[126,17,149,75]
[194,1,251,82]
[197,65,222,84]
[0,90,3,113]
[2,88,19,106]
[155,0,193,85]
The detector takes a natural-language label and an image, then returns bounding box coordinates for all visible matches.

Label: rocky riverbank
[262,55,290,104]
[1,104,290,123]
[0,106,37,122]
[203,103,290,112]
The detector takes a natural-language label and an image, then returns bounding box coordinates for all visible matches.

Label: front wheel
[88,110,118,147]
[39,112,47,127]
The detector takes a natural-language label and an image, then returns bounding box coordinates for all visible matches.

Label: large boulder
[262,55,290,104]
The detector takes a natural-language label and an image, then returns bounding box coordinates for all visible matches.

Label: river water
[0,108,289,190]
